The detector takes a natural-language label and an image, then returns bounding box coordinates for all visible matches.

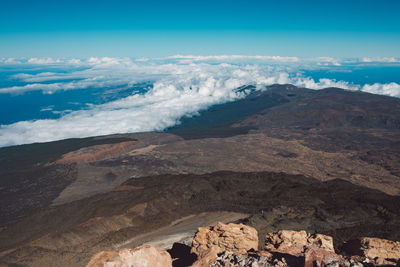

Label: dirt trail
[116,211,248,249]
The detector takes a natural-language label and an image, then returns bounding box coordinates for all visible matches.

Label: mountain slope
[1,171,400,266]
[1,84,400,227]
[1,84,400,266]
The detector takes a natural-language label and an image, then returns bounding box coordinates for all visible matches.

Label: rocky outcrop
[191,246,221,267]
[208,250,274,267]
[86,244,172,267]
[86,250,119,267]
[265,230,335,256]
[304,247,344,267]
[191,222,258,267]
[191,222,259,256]
[342,237,400,265]
[193,224,399,266]
[361,237,400,265]
[86,222,400,267]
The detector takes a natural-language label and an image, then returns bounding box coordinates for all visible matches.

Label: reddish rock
[265,230,335,256]
[191,222,258,256]
[86,244,172,267]
[304,248,343,267]
[256,250,274,259]
[191,246,220,267]
[86,250,119,267]
[359,237,400,265]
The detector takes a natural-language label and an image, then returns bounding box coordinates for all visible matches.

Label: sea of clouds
[0,55,399,147]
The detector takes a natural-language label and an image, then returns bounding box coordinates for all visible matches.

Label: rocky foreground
[87,222,400,267]
[1,171,400,266]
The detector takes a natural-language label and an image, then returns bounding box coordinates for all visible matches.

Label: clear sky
[0,0,399,58]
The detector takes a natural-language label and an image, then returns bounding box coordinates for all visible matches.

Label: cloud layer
[0,56,399,147]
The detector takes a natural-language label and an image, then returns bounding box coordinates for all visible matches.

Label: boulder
[207,250,272,267]
[191,246,220,267]
[304,247,344,267]
[86,244,172,267]
[342,237,400,265]
[264,230,334,256]
[191,222,259,256]
[86,250,119,267]
[362,237,400,265]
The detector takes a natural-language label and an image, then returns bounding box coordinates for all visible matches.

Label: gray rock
[210,251,277,267]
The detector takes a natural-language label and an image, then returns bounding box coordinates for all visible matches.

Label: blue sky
[1,0,399,58]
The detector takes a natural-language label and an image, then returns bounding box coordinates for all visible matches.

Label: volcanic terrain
[0,84,399,266]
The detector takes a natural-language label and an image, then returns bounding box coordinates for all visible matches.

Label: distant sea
[1,64,399,126]
[0,66,151,125]
[302,65,400,85]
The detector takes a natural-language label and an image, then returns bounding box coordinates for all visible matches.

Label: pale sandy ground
[115,211,249,250]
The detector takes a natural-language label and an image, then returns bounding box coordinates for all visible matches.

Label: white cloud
[87,56,122,65]
[165,55,347,67]
[315,57,342,66]
[361,57,400,63]
[0,56,399,147]
[1,55,399,67]
[40,105,54,112]
[4,58,21,64]
[0,63,255,146]
[167,54,300,62]
[0,80,104,94]
[67,58,82,64]
[135,57,149,62]
[361,82,400,97]
[27,57,62,64]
